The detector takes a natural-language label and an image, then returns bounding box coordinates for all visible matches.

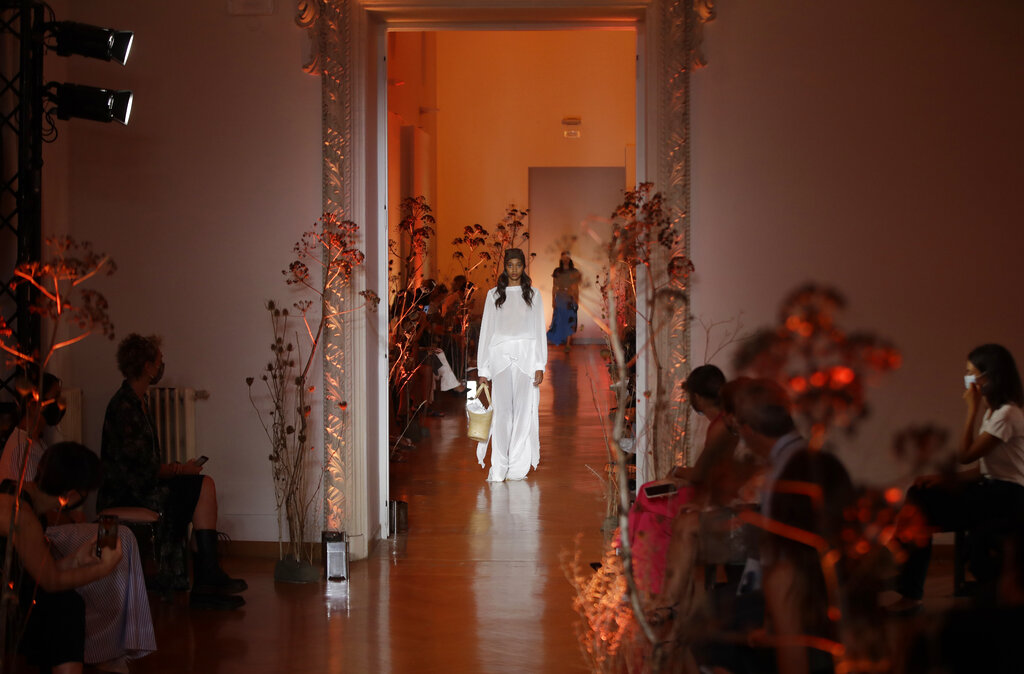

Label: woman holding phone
[97,334,245,609]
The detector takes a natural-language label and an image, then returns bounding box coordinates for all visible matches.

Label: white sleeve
[981,405,1013,443]
[533,291,547,372]
[477,291,495,379]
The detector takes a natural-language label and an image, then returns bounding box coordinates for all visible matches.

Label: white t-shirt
[979,403,1024,487]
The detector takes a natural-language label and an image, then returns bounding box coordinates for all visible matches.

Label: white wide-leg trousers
[486,365,538,482]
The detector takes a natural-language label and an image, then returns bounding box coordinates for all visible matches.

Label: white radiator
[146,387,208,463]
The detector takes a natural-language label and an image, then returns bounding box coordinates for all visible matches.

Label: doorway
[309,1,697,557]
[384,28,636,528]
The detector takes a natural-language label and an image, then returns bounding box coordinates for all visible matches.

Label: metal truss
[0,0,43,410]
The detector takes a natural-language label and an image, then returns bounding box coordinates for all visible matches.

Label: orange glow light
[810,372,827,388]
[831,366,855,386]
[790,376,807,392]
[884,487,902,504]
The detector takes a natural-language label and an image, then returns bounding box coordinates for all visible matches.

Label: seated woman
[97,334,245,610]
[1,370,156,671]
[628,365,746,598]
[0,442,123,674]
[890,343,1024,613]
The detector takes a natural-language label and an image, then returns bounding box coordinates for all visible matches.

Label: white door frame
[305,0,703,557]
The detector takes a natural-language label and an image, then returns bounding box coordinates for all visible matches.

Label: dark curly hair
[116,333,162,380]
[495,248,534,308]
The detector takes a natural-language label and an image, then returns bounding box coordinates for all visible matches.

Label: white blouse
[979,403,1024,487]
[476,285,547,379]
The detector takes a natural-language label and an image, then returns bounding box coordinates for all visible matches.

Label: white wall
[48,2,323,540]
[690,1,1024,485]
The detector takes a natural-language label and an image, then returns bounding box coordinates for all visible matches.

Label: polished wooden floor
[134,346,614,673]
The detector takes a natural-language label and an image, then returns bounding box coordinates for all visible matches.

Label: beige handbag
[466,382,493,442]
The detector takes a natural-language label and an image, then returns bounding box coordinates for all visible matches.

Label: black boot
[192,528,248,595]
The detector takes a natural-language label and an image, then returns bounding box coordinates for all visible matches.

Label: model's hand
[534,370,544,387]
[478,376,490,389]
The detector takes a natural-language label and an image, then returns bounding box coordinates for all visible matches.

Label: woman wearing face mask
[475,249,547,482]
[97,334,246,610]
[890,343,1024,614]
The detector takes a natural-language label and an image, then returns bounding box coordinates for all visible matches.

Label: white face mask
[964,374,977,389]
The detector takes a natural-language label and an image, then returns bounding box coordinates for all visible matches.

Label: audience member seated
[0,370,156,671]
[629,365,742,598]
[97,333,246,610]
[890,343,1024,614]
[0,442,123,674]
[650,375,766,635]
[440,275,476,380]
[694,378,856,674]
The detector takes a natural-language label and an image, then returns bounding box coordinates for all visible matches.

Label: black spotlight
[49,21,134,65]
[50,83,133,125]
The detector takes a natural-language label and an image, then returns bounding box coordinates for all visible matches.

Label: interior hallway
[133,345,613,673]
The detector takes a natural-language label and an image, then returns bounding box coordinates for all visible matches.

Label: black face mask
[42,403,66,427]
[150,361,165,386]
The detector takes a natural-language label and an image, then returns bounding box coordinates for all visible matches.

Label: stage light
[49,83,133,125]
[49,21,134,65]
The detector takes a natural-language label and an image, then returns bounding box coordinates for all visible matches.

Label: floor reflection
[472,480,543,672]
[549,353,579,414]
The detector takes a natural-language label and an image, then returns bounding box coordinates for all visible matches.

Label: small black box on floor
[321,531,349,581]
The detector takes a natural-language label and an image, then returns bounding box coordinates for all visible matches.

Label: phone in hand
[194,455,209,467]
[96,514,119,557]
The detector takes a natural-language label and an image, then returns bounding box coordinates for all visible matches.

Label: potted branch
[247,214,378,582]
[0,236,116,666]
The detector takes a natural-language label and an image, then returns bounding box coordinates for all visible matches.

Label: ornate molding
[691,0,716,69]
[301,0,357,538]
[649,0,695,478]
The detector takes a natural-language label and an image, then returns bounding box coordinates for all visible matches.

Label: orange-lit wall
[433,30,636,285]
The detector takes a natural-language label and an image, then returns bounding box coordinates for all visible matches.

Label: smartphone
[194,455,209,466]
[642,480,678,499]
[96,514,119,557]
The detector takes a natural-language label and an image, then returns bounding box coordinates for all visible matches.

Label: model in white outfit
[476,249,547,482]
